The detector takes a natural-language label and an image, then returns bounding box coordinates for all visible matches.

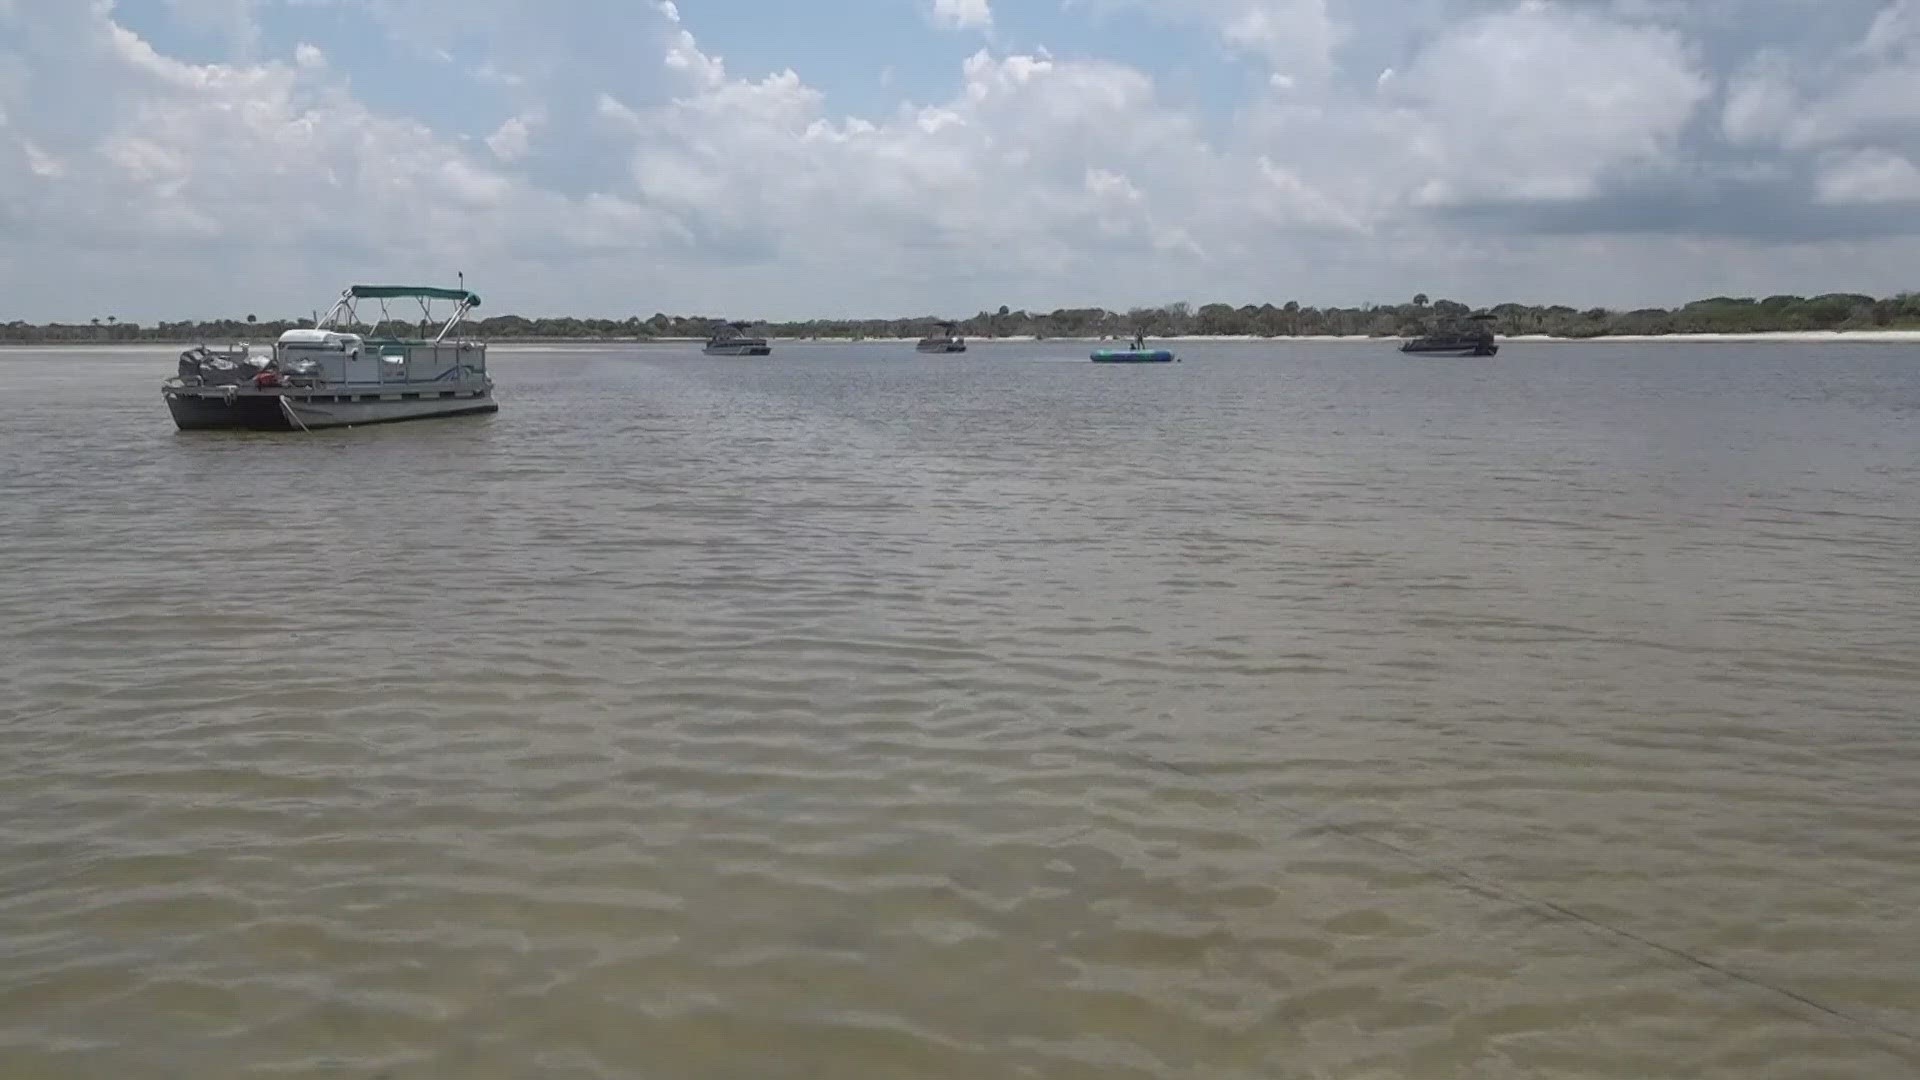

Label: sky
[2,0,1919,321]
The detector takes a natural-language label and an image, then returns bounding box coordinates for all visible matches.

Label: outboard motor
[178,345,258,385]
[178,347,206,384]
[201,353,244,384]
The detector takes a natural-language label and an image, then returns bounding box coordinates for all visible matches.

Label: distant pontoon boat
[1400,313,1500,357]
[704,322,773,356]
[915,321,967,354]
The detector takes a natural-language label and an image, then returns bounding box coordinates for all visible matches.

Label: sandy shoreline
[763,331,1920,344]
[784,331,1920,344]
[1500,330,1920,344]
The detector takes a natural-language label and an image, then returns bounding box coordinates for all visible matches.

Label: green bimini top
[348,285,481,307]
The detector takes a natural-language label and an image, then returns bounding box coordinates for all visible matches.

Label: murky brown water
[3,341,1918,1078]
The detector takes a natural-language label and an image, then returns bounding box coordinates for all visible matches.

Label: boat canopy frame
[708,320,767,341]
[317,285,483,344]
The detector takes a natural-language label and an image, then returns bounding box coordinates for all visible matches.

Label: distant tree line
[6,292,1919,344]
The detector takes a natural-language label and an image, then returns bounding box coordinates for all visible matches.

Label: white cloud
[931,0,993,29]
[664,27,727,86]
[1104,0,1343,83]
[1388,5,1710,203]
[1724,53,1797,144]
[1721,4,1920,152]
[1862,0,1920,53]
[1084,167,1143,202]
[22,141,63,178]
[0,0,676,318]
[590,30,1224,301]
[1227,0,1713,239]
[3,0,1920,322]
[1784,58,1920,150]
[1254,156,1365,233]
[1816,148,1920,204]
[486,115,537,162]
[1220,0,1340,82]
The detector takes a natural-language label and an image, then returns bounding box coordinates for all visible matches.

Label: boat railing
[271,338,487,390]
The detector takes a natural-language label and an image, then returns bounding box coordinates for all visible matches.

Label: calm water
[3,340,1918,1078]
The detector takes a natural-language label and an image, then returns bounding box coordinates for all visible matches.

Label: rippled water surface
[4,340,1919,1078]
